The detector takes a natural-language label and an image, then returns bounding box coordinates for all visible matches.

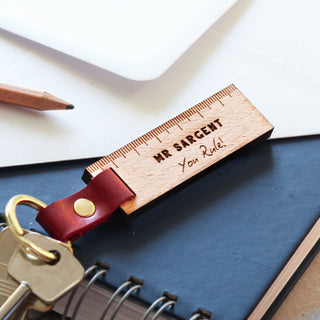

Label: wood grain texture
[86,84,273,214]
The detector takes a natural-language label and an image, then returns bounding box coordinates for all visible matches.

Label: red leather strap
[36,169,135,242]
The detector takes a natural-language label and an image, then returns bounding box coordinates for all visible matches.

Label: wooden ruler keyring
[83,84,274,215]
[35,84,272,242]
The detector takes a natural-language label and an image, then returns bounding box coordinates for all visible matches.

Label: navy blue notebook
[0,136,319,319]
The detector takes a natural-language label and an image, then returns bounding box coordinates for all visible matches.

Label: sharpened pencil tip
[66,104,75,110]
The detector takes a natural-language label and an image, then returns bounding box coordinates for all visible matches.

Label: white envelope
[0,0,319,167]
[0,0,238,81]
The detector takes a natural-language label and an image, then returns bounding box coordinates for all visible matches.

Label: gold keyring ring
[5,194,58,263]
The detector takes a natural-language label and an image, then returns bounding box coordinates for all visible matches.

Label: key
[0,231,84,319]
[0,227,18,307]
[1,265,53,320]
[1,264,48,320]
[0,226,18,265]
[0,228,52,319]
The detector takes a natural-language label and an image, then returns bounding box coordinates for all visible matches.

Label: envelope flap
[0,0,238,80]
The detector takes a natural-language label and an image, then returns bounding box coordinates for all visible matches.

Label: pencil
[0,83,74,111]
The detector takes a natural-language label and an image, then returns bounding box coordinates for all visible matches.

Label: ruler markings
[89,163,97,172]
[176,122,183,130]
[141,136,149,146]
[110,159,118,168]
[99,155,118,169]
[123,146,131,154]
[87,85,264,202]
[185,110,193,118]
[160,127,167,134]
[135,138,142,146]
[133,147,140,155]
[136,137,145,146]
[172,119,179,127]
[225,87,232,95]
[205,98,213,109]
[163,125,170,133]
[185,110,191,117]
[152,130,162,141]
[144,133,153,141]
[88,84,239,174]
[100,158,110,166]
[153,128,160,135]
[183,114,190,121]
[155,136,162,143]
[201,101,210,109]
[170,119,178,127]
[198,102,205,110]
[114,150,121,158]
[119,150,126,159]
[196,109,204,118]
[131,141,139,149]
[213,97,219,104]
[176,114,185,122]
[109,154,117,161]
[167,120,174,128]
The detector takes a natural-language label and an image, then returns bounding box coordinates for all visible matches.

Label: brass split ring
[5,194,67,263]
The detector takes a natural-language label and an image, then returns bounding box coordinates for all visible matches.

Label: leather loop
[36,169,135,242]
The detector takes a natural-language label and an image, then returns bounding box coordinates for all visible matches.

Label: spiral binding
[59,261,213,320]
[0,225,213,320]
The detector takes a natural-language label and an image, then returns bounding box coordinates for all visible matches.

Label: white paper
[0,0,238,80]
[0,0,319,167]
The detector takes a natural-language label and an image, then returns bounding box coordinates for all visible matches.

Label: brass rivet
[74,198,95,217]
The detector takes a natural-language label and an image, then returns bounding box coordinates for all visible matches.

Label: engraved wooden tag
[84,84,273,214]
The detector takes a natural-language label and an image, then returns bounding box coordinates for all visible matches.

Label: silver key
[0,227,17,265]
[1,265,50,320]
[0,227,19,308]
[0,228,52,319]
[0,231,84,319]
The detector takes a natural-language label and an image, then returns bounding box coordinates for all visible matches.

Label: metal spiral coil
[57,262,212,320]
[17,258,213,320]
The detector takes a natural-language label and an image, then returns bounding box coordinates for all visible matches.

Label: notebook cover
[0,136,319,319]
